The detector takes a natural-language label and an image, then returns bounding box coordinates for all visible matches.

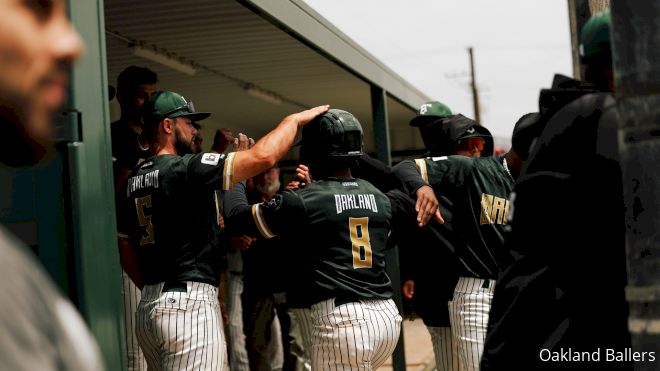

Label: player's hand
[415,185,444,226]
[233,133,251,151]
[217,213,225,231]
[285,180,301,190]
[215,128,234,153]
[402,280,415,300]
[291,105,330,127]
[295,164,312,185]
[229,235,255,252]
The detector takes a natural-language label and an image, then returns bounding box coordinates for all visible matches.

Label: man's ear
[162,118,174,134]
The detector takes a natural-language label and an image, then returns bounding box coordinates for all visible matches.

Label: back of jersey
[295,178,393,305]
[124,155,187,284]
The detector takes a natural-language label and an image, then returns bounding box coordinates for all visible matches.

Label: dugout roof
[104,0,431,157]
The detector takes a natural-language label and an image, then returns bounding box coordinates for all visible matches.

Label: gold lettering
[491,196,507,224]
[480,193,494,224]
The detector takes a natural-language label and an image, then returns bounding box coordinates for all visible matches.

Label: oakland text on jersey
[480,192,510,225]
[126,169,159,197]
[334,193,379,214]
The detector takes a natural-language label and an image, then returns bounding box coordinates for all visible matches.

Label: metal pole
[468,47,481,124]
[371,85,392,166]
[611,1,660,370]
[371,85,405,370]
[567,0,593,80]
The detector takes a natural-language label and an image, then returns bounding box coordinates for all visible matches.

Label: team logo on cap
[419,103,432,115]
[466,128,475,134]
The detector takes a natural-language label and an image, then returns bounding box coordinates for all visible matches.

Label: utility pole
[468,47,481,124]
[568,0,610,80]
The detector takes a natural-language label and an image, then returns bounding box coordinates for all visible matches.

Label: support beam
[67,0,125,369]
[371,85,392,166]
[567,0,592,79]
[611,2,660,370]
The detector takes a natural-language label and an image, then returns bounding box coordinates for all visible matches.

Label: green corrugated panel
[67,0,125,369]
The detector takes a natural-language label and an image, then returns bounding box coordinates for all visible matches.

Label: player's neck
[330,167,353,179]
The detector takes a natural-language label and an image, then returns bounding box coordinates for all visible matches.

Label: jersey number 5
[349,217,372,269]
[135,195,154,246]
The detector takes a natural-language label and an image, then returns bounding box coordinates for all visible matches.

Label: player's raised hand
[233,133,251,151]
[415,185,444,227]
[286,164,313,190]
[291,105,330,127]
[295,164,312,185]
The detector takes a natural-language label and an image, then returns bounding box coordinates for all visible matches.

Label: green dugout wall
[67,0,124,369]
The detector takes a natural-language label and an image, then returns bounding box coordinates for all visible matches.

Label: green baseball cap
[579,9,611,60]
[143,91,211,125]
[410,101,452,127]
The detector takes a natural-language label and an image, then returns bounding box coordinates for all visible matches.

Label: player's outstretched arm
[392,160,444,226]
[415,185,444,226]
[232,105,329,184]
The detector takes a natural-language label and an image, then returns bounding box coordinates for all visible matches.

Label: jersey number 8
[349,217,372,269]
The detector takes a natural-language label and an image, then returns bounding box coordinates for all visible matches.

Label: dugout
[0,0,432,369]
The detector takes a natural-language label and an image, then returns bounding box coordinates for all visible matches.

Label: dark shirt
[225,178,394,307]
[393,155,514,279]
[122,152,236,286]
[111,119,150,185]
[482,93,631,370]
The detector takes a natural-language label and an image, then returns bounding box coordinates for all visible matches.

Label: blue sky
[303,0,573,142]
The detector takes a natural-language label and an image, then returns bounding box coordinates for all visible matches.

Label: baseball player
[121,90,328,370]
[111,65,158,371]
[392,114,533,370]
[401,105,494,371]
[225,109,404,370]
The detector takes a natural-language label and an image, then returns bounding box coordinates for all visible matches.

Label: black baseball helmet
[300,109,363,163]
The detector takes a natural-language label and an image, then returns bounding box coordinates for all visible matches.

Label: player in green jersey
[393,112,541,371]
[122,90,328,370]
[225,109,403,370]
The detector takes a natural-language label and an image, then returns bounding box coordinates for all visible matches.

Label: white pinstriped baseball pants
[427,326,460,371]
[226,272,250,371]
[121,270,148,371]
[311,298,402,370]
[289,307,313,371]
[136,282,227,371]
[448,277,495,371]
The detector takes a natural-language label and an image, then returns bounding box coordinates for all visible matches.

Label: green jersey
[122,152,237,286]
[226,178,393,306]
[394,155,514,279]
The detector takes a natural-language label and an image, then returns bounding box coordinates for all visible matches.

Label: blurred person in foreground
[0,0,104,369]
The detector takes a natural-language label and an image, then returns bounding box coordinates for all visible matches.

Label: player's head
[300,108,363,177]
[117,65,158,120]
[253,163,281,198]
[142,91,210,155]
[415,113,493,158]
[580,9,613,91]
[0,0,84,166]
[510,112,543,161]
